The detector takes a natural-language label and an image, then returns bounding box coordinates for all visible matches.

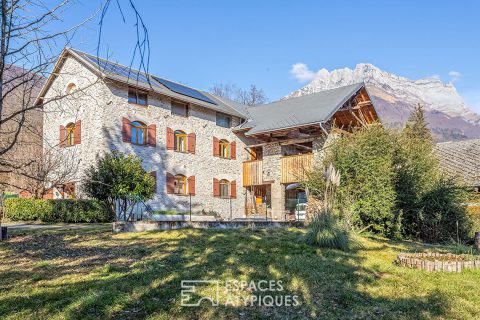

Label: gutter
[319,122,328,135]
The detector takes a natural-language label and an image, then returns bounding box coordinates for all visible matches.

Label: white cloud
[448,71,462,83]
[290,63,318,82]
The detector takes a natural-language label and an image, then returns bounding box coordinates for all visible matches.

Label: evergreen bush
[3,199,112,223]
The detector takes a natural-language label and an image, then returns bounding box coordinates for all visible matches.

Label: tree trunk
[475,232,480,251]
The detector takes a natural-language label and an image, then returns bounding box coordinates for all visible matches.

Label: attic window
[171,101,189,117]
[216,112,231,128]
[66,83,77,94]
[128,87,148,106]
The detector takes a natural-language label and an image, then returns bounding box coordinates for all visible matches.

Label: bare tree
[210,83,240,101]
[237,84,268,106]
[1,144,79,198]
[0,0,149,239]
[210,83,268,106]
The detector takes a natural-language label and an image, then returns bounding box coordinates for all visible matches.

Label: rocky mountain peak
[285,63,480,141]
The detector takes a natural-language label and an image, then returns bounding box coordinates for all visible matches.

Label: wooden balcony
[243,160,263,186]
[281,153,313,184]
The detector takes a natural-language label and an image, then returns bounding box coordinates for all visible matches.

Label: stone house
[37,48,379,220]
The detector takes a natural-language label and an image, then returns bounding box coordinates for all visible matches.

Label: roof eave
[245,121,323,137]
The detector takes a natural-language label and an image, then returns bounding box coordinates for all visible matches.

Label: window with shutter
[131,121,147,145]
[187,133,196,154]
[188,176,195,195]
[59,125,65,148]
[230,141,236,160]
[147,124,156,147]
[219,179,230,198]
[166,173,175,194]
[74,120,81,145]
[174,174,187,195]
[213,178,220,197]
[174,130,187,152]
[122,118,132,142]
[219,140,230,159]
[65,123,75,146]
[213,137,220,156]
[230,180,237,198]
[166,127,174,150]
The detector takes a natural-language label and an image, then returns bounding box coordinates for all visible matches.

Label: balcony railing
[243,160,263,186]
[281,153,313,184]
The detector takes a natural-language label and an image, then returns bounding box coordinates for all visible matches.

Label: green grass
[1,227,479,319]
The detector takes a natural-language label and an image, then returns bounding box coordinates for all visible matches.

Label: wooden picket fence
[397,252,480,272]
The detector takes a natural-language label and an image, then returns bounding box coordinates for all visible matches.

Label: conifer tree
[395,104,439,238]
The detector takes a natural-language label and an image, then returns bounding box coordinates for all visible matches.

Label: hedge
[3,199,113,223]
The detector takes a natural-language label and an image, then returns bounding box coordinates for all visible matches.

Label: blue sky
[60,0,480,111]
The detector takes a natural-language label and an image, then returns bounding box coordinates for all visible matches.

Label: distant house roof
[436,139,480,187]
[237,83,366,135]
[38,48,249,119]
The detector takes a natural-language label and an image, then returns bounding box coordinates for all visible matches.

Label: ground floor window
[174,174,187,195]
[219,179,230,198]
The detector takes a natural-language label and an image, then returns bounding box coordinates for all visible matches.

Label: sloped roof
[54,48,249,118]
[238,82,365,135]
[436,139,480,187]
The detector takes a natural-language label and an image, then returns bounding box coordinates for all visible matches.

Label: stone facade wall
[102,81,248,219]
[261,143,284,219]
[312,135,328,164]
[43,56,111,188]
[43,55,248,219]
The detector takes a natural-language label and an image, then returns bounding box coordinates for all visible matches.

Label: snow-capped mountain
[286,64,480,141]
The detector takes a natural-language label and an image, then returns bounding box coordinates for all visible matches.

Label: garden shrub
[309,105,474,243]
[305,211,350,251]
[416,178,471,243]
[470,214,480,238]
[83,151,155,221]
[3,198,113,223]
[325,124,397,235]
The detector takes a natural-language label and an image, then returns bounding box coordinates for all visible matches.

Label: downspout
[319,122,328,136]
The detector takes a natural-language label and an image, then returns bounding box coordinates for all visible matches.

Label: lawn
[0,227,479,319]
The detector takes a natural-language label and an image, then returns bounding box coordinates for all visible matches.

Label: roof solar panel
[152,76,217,105]
[85,55,151,85]
[82,52,217,105]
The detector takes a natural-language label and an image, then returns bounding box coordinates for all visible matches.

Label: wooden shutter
[188,176,196,195]
[187,133,196,154]
[150,171,157,192]
[166,127,174,150]
[59,125,65,148]
[230,141,236,160]
[147,124,156,147]
[122,117,131,142]
[74,120,81,145]
[166,173,175,194]
[213,137,219,157]
[213,178,220,197]
[230,180,237,198]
